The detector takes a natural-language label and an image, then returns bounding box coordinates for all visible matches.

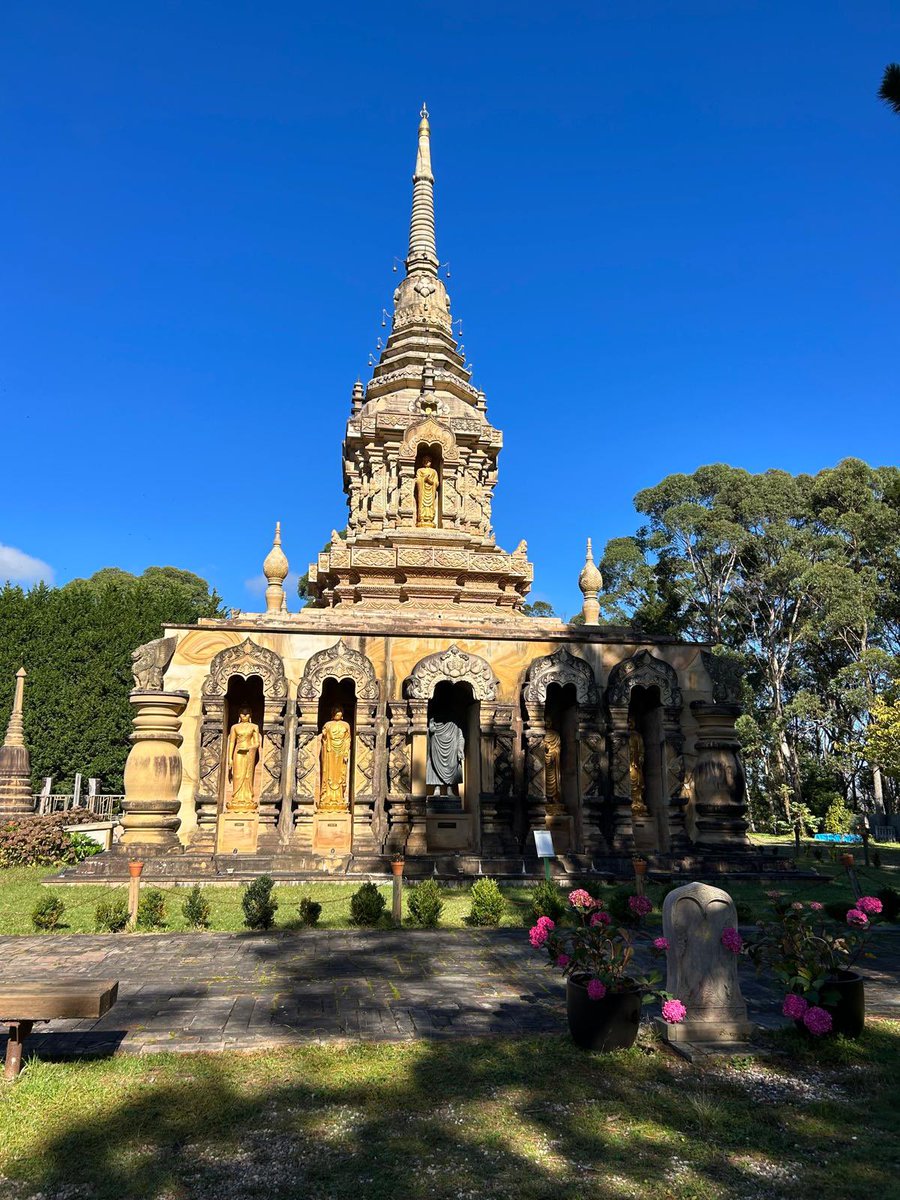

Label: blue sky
[2,2,898,617]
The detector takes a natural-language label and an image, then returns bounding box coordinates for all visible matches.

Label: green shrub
[872,850,882,869]
[407,879,444,928]
[530,878,565,922]
[32,893,65,931]
[350,882,386,926]
[67,832,103,862]
[136,888,167,929]
[0,810,98,868]
[298,897,322,927]
[823,796,854,835]
[824,900,851,922]
[734,900,754,924]
[878,887,900,923]
[95,896,129,933]
[466,877,506,927]
[182,884,211,929]
[242,875,278,930]
[606,885,640,925]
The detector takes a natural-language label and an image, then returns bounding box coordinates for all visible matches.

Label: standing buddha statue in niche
[319,707,352,811]
[226,709,261,813]
[414,455,439,528]
[629,727,648,816]
[543,727,563,813]
[426,716,464,796]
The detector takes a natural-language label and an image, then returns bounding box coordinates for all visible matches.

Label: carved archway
[522,647,599,706]
[606,650,682,709]
[298,639,378,701]
[202,638,287,700]
[399,417,459,463]
[406,644,498,701]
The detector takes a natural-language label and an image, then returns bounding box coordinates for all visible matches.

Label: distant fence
[33,775,123,821]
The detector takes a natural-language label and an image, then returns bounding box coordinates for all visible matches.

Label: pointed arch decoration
[399,417,459,463]
[606,649,682,709]
[406,644,498,701]
[298,638,379,701]
[522,646,599,706]
[202,638,287,700]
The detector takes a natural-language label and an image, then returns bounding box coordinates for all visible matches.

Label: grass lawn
[0,1023,897,1200]
[0,834,895,935]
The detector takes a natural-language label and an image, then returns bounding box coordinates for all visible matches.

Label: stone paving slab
[0,929,897,1060]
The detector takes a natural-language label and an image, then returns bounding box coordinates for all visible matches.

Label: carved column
[479,703,517,855]
[690,702,751,849]
[607,709,635,853]
[292,700,319,852]
[121,690,188,850]
[257,699,286,849]
[192,698,224,848]
[662,706,690,854]
[576,707,607,853]
[406,698,429,854]
[385,707,412,854]
[352,702,379,854]
[523,702,548,836]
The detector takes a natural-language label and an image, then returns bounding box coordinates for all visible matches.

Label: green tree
[0,567,221,791]
[879,63,900,114]
[522,600,556,618]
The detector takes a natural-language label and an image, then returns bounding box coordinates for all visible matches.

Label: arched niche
[606,649,682,710]
[399,417,459,464]
[406,644,498,702]
[298,639,378,702]
[523,647,599,707]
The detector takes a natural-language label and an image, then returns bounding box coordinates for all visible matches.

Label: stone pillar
[576,710,607,853]
[405,699,429,854]
[120,690,189,850]
[257,698,286,849]
[607,710,635,852]
[0,668,33,817]
[523,703,547,835]
[291,700,319,851]
[385,708,412,854]
[191,697,224,849]
[662,706,690,854]
[658,882,753,1046]
[479,704,516,855]
[352,702,379,854]
[690,702,751,849]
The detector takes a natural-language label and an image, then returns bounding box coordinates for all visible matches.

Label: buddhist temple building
[83,107,753,879]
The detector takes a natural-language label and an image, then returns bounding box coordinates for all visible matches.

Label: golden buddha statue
[629,728,648,816]
[319,707,352,811]
[414,455,439,528]
[226,709,261,813]
[543,727,562,812]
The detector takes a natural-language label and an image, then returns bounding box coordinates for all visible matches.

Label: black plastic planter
[566,977,641,1051]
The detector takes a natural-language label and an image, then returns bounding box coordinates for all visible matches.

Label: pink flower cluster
[652,937,669,952]
[846,908,869,928]
[809,901,824,911]
[857,895,883,915]
[590,910,611,928]
[628,894,652,917]
[782,993,807,1020]
[781,993,833,1036]
[661,999,686,1024]
[528,915,555,948]
[720,926,743,954]
[568,888,595,909]
[586,979,607,1001]
[556,953,570,968]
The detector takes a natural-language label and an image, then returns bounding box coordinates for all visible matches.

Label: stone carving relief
[131,636,177,691]
[298,639,379,702]
[399,417,459,463]
[203,639,287,701]
[493,733,514,799]
[579,731,606,799]
[260,727,285,798]
[606,650,682,710]
[295,730,318,797]
[523,647,599,706]
[406,644,499,702]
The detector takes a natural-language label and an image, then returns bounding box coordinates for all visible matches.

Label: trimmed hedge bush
[407,879,444,928]
[350,882,386,926]
[182,884,211,929]
[466,878,506,927]
[95,896,129,933]
[530,878,566,922]
[298,897,322,927]
[242,875,278,930]
[137,888,167,930]
[32,893,65,931]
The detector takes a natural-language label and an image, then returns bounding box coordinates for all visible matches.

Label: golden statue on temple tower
[226,709,261,813]
[319,707,352,811]
[414,455,439,528]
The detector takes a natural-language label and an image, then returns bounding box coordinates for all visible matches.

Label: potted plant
[528,888,686,1052]
[745,892,883,1038]
[390,854,405,877]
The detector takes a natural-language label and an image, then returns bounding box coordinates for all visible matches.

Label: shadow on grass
[2,1024,898,1200]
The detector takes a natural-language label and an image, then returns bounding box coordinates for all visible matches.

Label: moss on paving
[0,1023,897,1199]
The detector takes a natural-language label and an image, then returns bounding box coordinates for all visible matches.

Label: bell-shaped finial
[263,522,289,615]
[578,538,602,625]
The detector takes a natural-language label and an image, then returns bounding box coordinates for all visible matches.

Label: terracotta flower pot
[128,860,144,878]
[633,860,648,876]
[839,853,854,868]
[566,977,641,1052]
[390,861,405,877]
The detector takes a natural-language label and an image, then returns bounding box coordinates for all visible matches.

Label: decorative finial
[578,538,602,625]
[351,379,365,414]
[3,668,26,748]
[0,666,32,814]
[420,101,429,119]
[263,522,289,615]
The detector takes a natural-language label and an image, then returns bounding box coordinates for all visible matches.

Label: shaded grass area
[0,1022,898,1200]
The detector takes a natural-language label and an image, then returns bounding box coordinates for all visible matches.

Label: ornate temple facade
[98,109,752,878]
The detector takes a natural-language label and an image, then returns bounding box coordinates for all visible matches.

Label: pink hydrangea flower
[803,1005,833,1037]
[661,999,687,1024]
[846,908,869,927]
[528,921,553,948]
[590,911,611,927]
[782,993,808,1020]
[809,902,824,911]
[556,953,570,968]
[857,896,882,915]
[568,889,594,909]
[586,979,607,1001]
[653,937,669,951]
[628,894,652,917]
[720,927,743,954]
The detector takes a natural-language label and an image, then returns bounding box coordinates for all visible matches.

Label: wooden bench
[0,979,119,1079]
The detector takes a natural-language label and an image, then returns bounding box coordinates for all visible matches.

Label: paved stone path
[1,930,897,1059]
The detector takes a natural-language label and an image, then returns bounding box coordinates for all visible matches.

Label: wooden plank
[0,980,118,1021]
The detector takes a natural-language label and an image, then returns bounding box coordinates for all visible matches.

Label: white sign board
[533,829,555,858]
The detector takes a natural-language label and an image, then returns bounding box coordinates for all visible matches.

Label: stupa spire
[406,103,438,276]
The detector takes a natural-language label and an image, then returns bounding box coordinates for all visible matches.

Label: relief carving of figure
[544,727,562,810]
[426,717,464,795]
[415,455,439,528]
[131,636,177,690]
[226,709,261,813]
[319,707,352,811]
